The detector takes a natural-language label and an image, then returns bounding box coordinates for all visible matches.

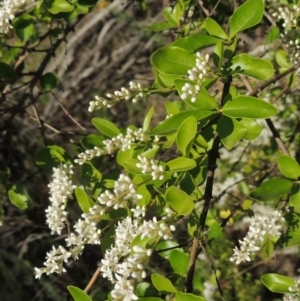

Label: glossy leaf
[169,250,189,275]
[156,241,180,258]
[151,110,218,135]
[172,34,219,52]
[80,162,102,183]
[228,53,274,80]
[92,117,120,137]
[136,283,158,298]
[276,50,291,69]
[229,0,264,38]
[217,115,247,150]
[36,145,72,171]
[75,187,93,213]
[239,118,262,140]
[81,134,103,149]
[261,274,295,294]
[143,106,154,132]
[167,158,196,172]
[250,178,293,202]
[175,292,205,301]
[151,274,178,293]
[163,2,182,25]
[13,14,36,42]
[176,116,197,156]
[8,184,34,211]
[40,72,59,91]
[174,79,217,110]
[67,286,93,301]
[266,26,280,43]
[277,155,300,179]
[165,186,194,215]
[151,47,196,75]
[213,39,224,70]
[290,184,300,213]
[0,62,17,80]
[206,18,228,39]
[47,0,74,14]
[222,96,277,118]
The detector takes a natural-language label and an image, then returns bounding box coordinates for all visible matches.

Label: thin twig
[84,266,101,293]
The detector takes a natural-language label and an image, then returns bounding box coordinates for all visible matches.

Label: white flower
[230,210,285,264]
[187,52,210,81]
[111,276,138,301]
[136,155,165,180]
[181,83,201,102]
[46,164,76,235]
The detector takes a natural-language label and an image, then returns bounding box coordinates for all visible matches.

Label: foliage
[1,0,300,301]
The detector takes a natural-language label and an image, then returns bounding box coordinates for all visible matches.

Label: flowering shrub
[2,0,300,301]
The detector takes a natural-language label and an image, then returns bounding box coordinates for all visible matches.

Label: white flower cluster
[273,5,300,64]
[181,52,210,102]
[98,174,142,209]
[45,164,76,235]
[136,155,165,180]
[0,0,36,34]
[101,215,175,300]
[74,128,150,165]
[230,210,285,264]
[181,83,200,102]
[88,81,146,112]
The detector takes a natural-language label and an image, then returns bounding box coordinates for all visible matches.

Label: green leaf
[165,101,181,116]
[250,178,293,202]
[278,155,300,179]
[175,292,205,301]
[174,80,218,110]
[167,158,196,172]
[136,283,158,298]
[47,0,74,14]
[67,286,93,301]
[8,184,34,211]
[13,14,37,42]
[40,72,59,91]
[172,34,219,52]
[80,162,102,182]
[169,250,189,275]
[81,134,103,149]
[228,53,274,80]
[276,50,291,69]
[143,106,154,132]
[151,47,196,75]
[222,96,277,118]
[266,26,280,43]
[217,115,247,150]
[151,274,178,293]
[92,118,120,137]
[75,187,93,213]
[261,274,295,294]
[124,158,144,175]
[156,241,180,258]
[165,186,194,215]
[36,145,72,171]
[290,184,300,213]
[163,2,182,26]
[229,0,264,38]
[206,18,228,39]
[0,62,17,80]
[176,116,197,156]
[147,22,176,31]
[239,118,262,140]
[151,110,218,135]
[213,39,224,70]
